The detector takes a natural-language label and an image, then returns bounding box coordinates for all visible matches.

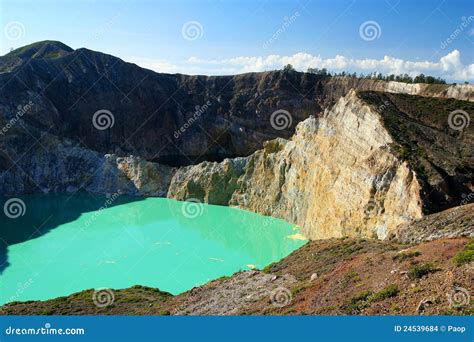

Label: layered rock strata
[168,90,427,239]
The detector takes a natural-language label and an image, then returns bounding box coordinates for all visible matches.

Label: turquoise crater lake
[0,194,306,305]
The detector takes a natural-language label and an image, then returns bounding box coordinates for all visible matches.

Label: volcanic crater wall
[168,90,427,239]
[1,42,473,240]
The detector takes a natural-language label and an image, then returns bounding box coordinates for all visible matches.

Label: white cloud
[128,50,474,82]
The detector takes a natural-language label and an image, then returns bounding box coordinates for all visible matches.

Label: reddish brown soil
[2,237,472,316]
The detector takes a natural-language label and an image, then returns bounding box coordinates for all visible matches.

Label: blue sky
[1,0,473,80]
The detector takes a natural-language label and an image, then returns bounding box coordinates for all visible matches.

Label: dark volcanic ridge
[1,40,328,165]
[1,41,473,316]
[1,40,472,166]
[1,41,473,199]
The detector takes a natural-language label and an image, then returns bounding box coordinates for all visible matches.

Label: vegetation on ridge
[358,91,473,214]
[287,64,452,84]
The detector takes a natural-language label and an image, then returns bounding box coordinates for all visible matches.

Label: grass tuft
[341,284,400,314]
[369,284,399,302]
[392,250,421,261]
[408,263,438,279]
[453,240,474,266]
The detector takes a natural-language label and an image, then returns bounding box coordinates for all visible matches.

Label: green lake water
[0,193,306,305]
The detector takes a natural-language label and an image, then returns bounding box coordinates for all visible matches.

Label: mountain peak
[0,40,74,72]
[6,40,73,58]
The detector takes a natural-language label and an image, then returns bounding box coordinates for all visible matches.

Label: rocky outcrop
[168,90,425,239]
[1,41,472,241]
[175,271,298,315]
[392,203,474,243]
[168,158,246,204]
[0,121,172,196]
[168,90,473,240]
[87,155,173,196]
[321,77,474,103]
[357,92,473,213]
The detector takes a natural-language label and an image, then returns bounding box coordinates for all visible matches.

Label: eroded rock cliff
[321,77,474,103]
[1,42,473,240]
[168,90,473,240]
[169,91,417,239]
[0,119,172,196]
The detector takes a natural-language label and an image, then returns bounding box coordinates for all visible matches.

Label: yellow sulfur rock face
[227,90,423,240]
[169,90,425,240]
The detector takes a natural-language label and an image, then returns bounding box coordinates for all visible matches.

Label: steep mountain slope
[1,41,473,196]
[359,92,473,213]
[168,90,473,239]
[1,42,472,233]
[0,41,324,166]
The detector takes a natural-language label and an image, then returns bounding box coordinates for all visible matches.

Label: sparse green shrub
[440,306,474,316]
[454,250,474,266]
[341,284,400,314]
[341,290,374,314]
[340,270,363,289]
[391,304,401,312]
[262,265,273,274]
[40,309,54,315]
[369,284,399,301]
[408,263,438,279]
[453,240,474,266]
[291,284,309,296]
[393,250,421,261]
